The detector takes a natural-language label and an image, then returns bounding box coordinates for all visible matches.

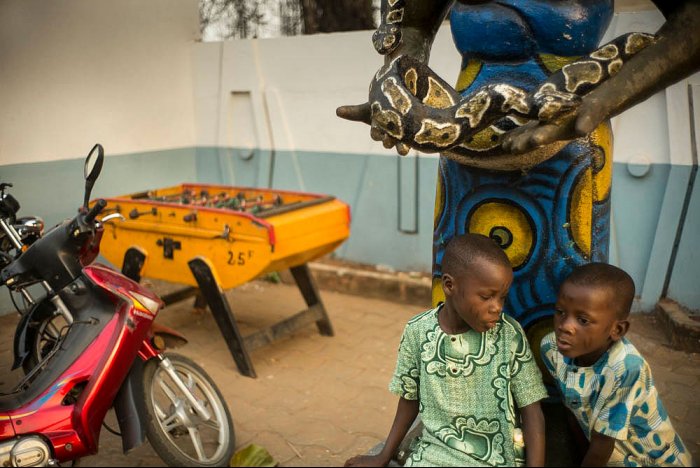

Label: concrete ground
[0,279,698,466]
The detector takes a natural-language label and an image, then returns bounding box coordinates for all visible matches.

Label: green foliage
[229,443,277,467]
[262,271,282,284]
[200,0,376,40]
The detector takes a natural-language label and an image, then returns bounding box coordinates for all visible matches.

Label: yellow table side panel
[100,223,273,288]
[264,239,347,274]
[267,201,349,255]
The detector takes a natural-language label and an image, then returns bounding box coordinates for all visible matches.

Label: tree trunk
[300,0,375,34]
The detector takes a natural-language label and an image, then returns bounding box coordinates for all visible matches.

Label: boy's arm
[581,430,616,467]
[345,397,420,467]
[520,401,545,467]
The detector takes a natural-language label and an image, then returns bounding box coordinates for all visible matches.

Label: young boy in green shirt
[345,233,548,467]
[541,263,693,466]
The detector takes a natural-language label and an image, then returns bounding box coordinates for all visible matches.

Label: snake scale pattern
[372,0,407,54]
[370,15,656,160]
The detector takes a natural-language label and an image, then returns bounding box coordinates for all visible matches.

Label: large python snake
[370,2,656,170]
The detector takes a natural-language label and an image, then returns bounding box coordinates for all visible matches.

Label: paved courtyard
[0,279,698,466]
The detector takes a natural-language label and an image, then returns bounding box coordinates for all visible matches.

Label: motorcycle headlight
[15,216,44,245]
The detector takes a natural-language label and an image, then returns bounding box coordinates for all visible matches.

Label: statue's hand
[340,56,575,158]
[501,119,576,154]
[501,95,608,154]
[347,57,467,156]
[336,102,411,156]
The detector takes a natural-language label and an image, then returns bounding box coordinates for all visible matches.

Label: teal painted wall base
[1,148,197,228]
[666,167,700,312]
[1,146,698,315]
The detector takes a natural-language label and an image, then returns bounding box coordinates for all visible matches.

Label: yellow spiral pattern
[434,171,445,228]
[468,202,534,268]
[432,277,445,307]
[590,120,613,202]
[433,172,447,308]
[569,121,613,258]
[455,59,483,93]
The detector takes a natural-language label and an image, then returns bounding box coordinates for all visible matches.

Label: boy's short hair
[563,263,635,319]
[442,233,511,279]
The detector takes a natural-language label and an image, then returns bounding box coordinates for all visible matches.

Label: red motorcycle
[0,144,234,467]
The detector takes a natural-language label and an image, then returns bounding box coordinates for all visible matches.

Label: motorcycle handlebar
[85,199,107,224]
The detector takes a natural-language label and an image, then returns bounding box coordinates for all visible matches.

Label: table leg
[188,257,257,378]
[193,292,208,312]
[290,263,334,336]
[121,247,146,282]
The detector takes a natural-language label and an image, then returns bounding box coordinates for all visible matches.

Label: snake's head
[372,26,402,55]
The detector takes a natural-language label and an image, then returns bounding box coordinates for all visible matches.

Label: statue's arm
[502,0,700,153]
[577,1,700,130]
[375,0,455,64]
[337,0,455,153]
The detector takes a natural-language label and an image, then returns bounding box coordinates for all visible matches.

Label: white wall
[0,0,667,165]
[0,0,199,164]
[192,24,462,158]
[2,0,697,313]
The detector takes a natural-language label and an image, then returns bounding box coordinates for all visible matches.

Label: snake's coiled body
[369,32,656,162]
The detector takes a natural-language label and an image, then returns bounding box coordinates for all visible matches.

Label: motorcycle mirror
[83,144,104,209]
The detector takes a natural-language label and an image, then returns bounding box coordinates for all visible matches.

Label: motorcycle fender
[113,358,147,454]
[12,299,54,370]
[151,321,188,349]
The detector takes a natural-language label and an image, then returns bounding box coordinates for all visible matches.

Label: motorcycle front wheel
[138,353,235,467]
[22,310,68,374]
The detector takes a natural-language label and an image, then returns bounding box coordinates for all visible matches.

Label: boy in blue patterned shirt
[541,263,693,466]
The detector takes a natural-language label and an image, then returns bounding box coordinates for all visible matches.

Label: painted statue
[338,1,700,344]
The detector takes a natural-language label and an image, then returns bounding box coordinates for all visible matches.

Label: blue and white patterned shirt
[541,332,693,467]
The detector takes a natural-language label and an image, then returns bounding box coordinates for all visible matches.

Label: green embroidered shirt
[389,306,548,467]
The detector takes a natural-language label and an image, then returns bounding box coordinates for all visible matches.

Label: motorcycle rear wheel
[138,353,235,467]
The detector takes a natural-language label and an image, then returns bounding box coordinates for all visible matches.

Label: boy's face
[553,282,629,366]
[443,258,513,333]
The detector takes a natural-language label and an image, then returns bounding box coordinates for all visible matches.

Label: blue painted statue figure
[338,0,700,340]
[338,1,700,466]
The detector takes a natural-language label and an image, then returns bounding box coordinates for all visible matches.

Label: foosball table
[96,183,351,377]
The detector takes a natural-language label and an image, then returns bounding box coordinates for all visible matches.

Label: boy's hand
[344,453,391,467]
[520,401,545,467]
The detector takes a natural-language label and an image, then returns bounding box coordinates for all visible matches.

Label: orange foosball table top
[98,183,351,289]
